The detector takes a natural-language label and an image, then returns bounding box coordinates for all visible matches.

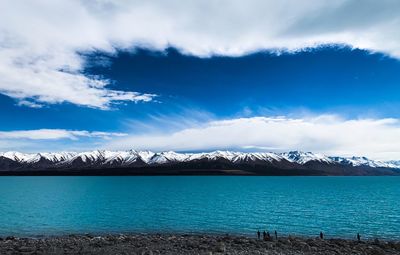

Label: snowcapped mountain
[0,150,399,175]
[281,151,333,164]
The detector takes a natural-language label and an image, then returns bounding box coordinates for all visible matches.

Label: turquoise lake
[0,176,399,239]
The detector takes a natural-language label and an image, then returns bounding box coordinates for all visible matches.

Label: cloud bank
[3,116,400,160]
[108,116,400,160]
[1,0,400,108]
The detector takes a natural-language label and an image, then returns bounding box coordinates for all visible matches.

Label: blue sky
[3,46,400,130]
[1,0,400,159]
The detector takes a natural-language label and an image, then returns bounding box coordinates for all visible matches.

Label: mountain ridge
[1,150,400,175]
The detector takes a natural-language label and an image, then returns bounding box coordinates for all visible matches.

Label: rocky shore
[1,233,400,254]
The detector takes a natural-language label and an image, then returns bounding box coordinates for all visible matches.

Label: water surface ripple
[0,176,399,239]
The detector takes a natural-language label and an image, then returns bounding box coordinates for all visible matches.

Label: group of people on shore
[257,230,362,242]
[257,230,278,241]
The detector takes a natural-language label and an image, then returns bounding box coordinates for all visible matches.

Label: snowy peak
[281,151,332,164]
[0,151,77,164]
[345,156,396,168]
[148,151,188,164]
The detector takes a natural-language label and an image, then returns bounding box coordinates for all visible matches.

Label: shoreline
[1,233,400,254]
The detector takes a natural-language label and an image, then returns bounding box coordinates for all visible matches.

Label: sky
[1,0,400,160]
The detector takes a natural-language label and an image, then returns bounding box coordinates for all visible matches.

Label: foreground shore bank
[1,234,400,255]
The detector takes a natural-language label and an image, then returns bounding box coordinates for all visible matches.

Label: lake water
[0,176,399,239]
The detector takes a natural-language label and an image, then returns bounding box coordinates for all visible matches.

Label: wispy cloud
[1,1,400,108]
[16,100,44,109]
[122,108,215,134]
[0,129,126,140]
[107,115,400,160]
[0,129,128,152]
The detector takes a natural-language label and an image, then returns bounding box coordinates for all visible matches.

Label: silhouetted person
[357,233,361,242]
[257,230,260,240]
[266,231,271,241]
[263,231,266,240]
[274,230,278,240]
[320,232,324,239]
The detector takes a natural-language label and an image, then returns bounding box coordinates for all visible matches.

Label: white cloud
[1,0,400,108]
[16,100,44,108]
[0,129,126,140]
[107,115,400,160]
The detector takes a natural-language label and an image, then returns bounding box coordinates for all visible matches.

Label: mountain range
[1,150,400,176]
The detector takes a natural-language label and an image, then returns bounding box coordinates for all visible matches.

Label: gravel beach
[1,233,400,254]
